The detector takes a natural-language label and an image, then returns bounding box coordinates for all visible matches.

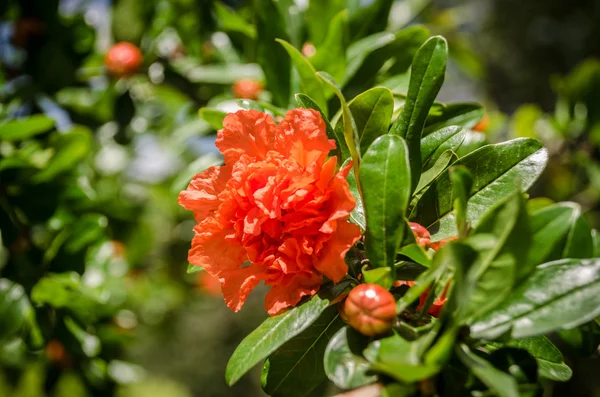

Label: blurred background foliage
[0,0,599,396]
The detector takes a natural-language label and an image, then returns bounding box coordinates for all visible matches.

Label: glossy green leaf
[360,135,411,269]
[390,36,448,191]
[344,159,366,230]
[527,202,583,267]
[456,344,519,397]
[198,108,227,130]
[470,258,600,339]
[450,166,473,238]
[277,39,327,113]
[347,87,394,155]
[455,130,488,158]
[458,192,530,322]
[226,281,351,386]
[318,72,360,165]
[363,332,440,383]
[262,306,344,397]
[310,10,348,84]
[343,26,429,93]
[562,212,594,259]
[412,138,548,241]
[32,126,93,183]
[503,337,572,382]
[215,2,256,38]
[324,327,377,389]
[362,266,393,289]
[396,245,451,313]
[420,126,465,168]
[348,0,393,42]
[305,0,344,46]
[186,264,204,274]
[413,150,456,203]
[0,115,55,141]
[255,0,290,106]
[423,103,484,136]
[397,244,431,268]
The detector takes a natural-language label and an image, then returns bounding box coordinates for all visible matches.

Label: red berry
[232,79,263,100]
[341,284,396,336]
[105,42,143,77]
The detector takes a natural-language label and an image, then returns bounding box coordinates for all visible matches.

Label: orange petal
[264,272,322,315]
[216,110,277,164]
[314,221,361,282]
[276,108,335,168]
[220,265,265,312]
[188,220,246,274]
[178,165,230,221]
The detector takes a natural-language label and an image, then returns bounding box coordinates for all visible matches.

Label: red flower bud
[232,79,263,100]
[409,222,431,248]
[105,42,143,77]
[340,284,396,336]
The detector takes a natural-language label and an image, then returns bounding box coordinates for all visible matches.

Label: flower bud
[340,284,396,336]
[232,79,263,100]
[105,42,143,77]
[409,222,431,248]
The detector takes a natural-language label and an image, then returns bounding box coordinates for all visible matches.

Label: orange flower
[179,109,361,315]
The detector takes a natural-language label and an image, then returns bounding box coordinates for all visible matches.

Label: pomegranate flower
[179,109,361,315]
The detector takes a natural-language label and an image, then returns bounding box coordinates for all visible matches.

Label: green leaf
[362,266,393,289]
[347,87,394,155]
[470,258,600,339]
[225,281,350,386]
[413,150,456,200]
[397,244,431,268]
[455,344,519,397]
[324,326,378,389]
[186,264,204,274]
[277,39,327,113]
[348,0,394,42]
[343,26,429,96]
[360,135,411,269]
[318,72,361,165]
[458,192,530,322]
[562,212,594,259]
[396,245,451,313]
[173,60,264,84]
[390,36,448,191]
[0,279,32,341]
[215,2,256,38]
[527,202,583,267]
[423,103,484,136]
[31,273,104,323]
[262,306,344,397]
[64,213,108,253]
[305,0,345,46]
[198,108,227,130]
[363,332,440,383]
[310,10,348,84]
[344,159,365,230]
[0,115,55,141]
[412,138,548,241]
[32,126,92,183]
[503,337,572,382]
[449,166,473,238]
[420,126,466,168]
[255,0,291,106]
